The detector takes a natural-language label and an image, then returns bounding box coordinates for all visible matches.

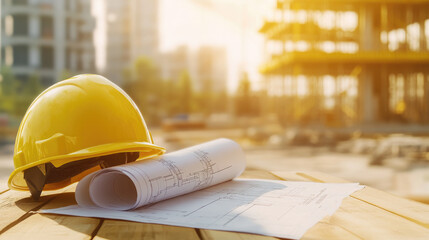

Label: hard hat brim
[8,141,165,191]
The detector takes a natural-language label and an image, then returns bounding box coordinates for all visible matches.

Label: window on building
[13,45,29,66]
[41,16,53,39]
[41,46,54,69]
[11,0,28,5]
[13,15,28,36]
[38,0,53,10]
[76,1,84,12]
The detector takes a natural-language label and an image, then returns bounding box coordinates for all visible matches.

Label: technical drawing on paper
[143,148,238,204]
[143,149,218,203]
[44,179,363,240]
[47,139,363,239]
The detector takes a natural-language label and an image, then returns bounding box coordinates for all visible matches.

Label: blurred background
[1,0,429,203]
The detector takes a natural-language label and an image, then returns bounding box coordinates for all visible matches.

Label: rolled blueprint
[75,138,246,210]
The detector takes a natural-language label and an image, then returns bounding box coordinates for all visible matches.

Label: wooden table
[1,170,429,240]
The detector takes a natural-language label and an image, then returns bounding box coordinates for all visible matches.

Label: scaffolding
[259,0,429,127]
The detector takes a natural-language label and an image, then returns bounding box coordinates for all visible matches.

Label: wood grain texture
[326,197,429,240]
[0,186,99,240]
[270,171,311,182]
[0,189,60,232]
[0,182,8,194]
[239,169,280,180]
[240,169,282,180]
[301,220,362,240]
[351,187,429,228]
[0,213,98,240]
[198,230,279,240]
[94,221,200,240]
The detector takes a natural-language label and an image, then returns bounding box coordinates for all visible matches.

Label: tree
[163,78,180,116]
[23,74,43,96]
[15,74,44,116]
[122,56,165,126]
[0,67,18,96]
[177,70,193,114]
[235,72,253,116]
[61,69,73,80]
[0,68,45,117]
[212,90,228,113]
[0,67,18,114]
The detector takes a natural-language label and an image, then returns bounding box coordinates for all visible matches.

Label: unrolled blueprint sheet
[43,179,363,239]
[41,138,363,239]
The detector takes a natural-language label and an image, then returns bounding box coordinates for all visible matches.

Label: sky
[159,0,275,92]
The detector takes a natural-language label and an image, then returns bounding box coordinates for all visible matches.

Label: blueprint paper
[41,138,364,239]
[42,179,364,239]
[75,138,246,210]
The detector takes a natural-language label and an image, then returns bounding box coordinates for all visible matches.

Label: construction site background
[1,0,429,203]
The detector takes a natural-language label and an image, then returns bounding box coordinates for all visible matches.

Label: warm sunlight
[2,1,429,239]
[159,0,275,92]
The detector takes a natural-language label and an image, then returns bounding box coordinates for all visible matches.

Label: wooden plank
[198,230,278,240]
[0,188,66,233]
[0,182,8,194]
[241,169,281,180]
[0,213,98,240]
[0,187,100,240]
[302,220,361,240]
[295,171,349,183]
[270,171,311,182]
[276,171,429,229]
[238,169,280,180]
[326,197,429,240]
[351,187,429,228]
[93,221,200,240]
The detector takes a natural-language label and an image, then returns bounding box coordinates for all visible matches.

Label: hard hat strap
[24,165,48,201]
[23,152,140,201]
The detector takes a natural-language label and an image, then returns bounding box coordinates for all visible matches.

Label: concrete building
[130,0,159,62]
[259,0,429,126]
[1,0,95,85]
[102,0,159,85]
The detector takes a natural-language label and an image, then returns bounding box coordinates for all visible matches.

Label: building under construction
[259,0,429,127]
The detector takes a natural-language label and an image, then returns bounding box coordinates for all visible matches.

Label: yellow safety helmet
[8,74,165,200]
